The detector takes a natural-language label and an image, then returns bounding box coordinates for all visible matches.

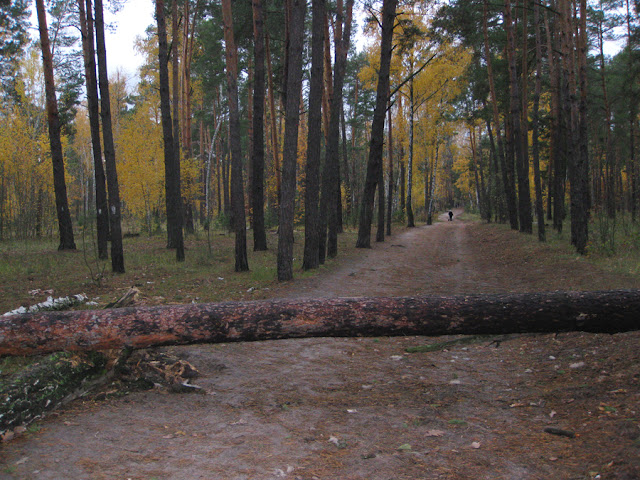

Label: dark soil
[1,211,639,480]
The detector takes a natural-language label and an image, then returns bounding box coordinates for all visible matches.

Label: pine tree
[35,0,76,251]
[357,0,398,248]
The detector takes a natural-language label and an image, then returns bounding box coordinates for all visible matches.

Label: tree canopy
[3,0,640,270]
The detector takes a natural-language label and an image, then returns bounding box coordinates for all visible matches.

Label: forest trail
[277,208,632,299]
[1,213,639,480]
[279,209,476,298]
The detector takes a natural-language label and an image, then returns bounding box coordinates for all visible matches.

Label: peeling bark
[2,290,639,357]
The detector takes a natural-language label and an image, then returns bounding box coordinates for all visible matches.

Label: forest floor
[1,210,640,480]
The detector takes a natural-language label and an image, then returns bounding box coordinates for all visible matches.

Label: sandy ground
[1,211,639,480]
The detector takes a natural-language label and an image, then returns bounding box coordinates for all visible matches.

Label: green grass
[0,226,361,314]
[3,211,640,315]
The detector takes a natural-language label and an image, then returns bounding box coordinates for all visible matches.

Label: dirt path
[2,213,639,480]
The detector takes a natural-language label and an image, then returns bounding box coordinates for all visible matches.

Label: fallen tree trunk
[1,290,639,357]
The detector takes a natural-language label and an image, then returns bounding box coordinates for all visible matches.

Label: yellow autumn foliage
[116,100,165,232]
[0,48,68,238]
[360,8,472,215]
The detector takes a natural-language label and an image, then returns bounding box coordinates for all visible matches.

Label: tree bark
[532,0,546,242]
[376,141,385,241]
[319,0,352,258]
[470,125,486,219]
[95,0,125,272]
[400,151,405,220]
[265,31,281,205]
[547,4,565,234]
[78,0,109,260]
[386,93,394,236]
[317,13,331,265]
[35,0,76,251]
[483,0,517,230]
[171,0,184,239]
[324,0,354,258]
[277,0,306,281]
[427,144,439,223]
[251,0,268,252]
[572,0,589,254]
[156,0,185,262]
[504,0,531,234]
[406,73,416,228]
[179,0,196,236]
[303,0,325,271]
[356,0,397,248]
[221,0,249,272]
[625,0,637,221]
[519,0,532,234]
[2,290,639,357]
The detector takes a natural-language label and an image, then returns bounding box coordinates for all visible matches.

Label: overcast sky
[29,0,154,82]
[102,0,155,79]
[29,0,374,88]
[30,1,621,91]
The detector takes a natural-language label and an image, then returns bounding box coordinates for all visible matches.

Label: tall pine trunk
[277,0,306,281]
[221,0,249,272]
[341,104,352,223]
[519,0,532,234]
[543,7,558,224]
[572,0,590,253]
[406,74,415,228]
[303,0,325,271]
[95,0,125,271]
[532,0,546,242]
[598,9,616,219]
[156,0,185,262]
[559,0,576,239]
[265,32,281,204]
[181,0,197,235]
[483,0,517,230]
[251,0,267,251]
[320,0,354,258]
[35,0,76,251]
[386,93,394,236]
[78,0,108,259]
[317,11,332,265]
[625,0,637,220]
[376,142,385,241]
[171,0,185,243]
[548,4,566,233]
[504,0,531,234]
[356,0,397,248]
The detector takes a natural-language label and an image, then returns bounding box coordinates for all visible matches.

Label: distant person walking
[448,211,453,221]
